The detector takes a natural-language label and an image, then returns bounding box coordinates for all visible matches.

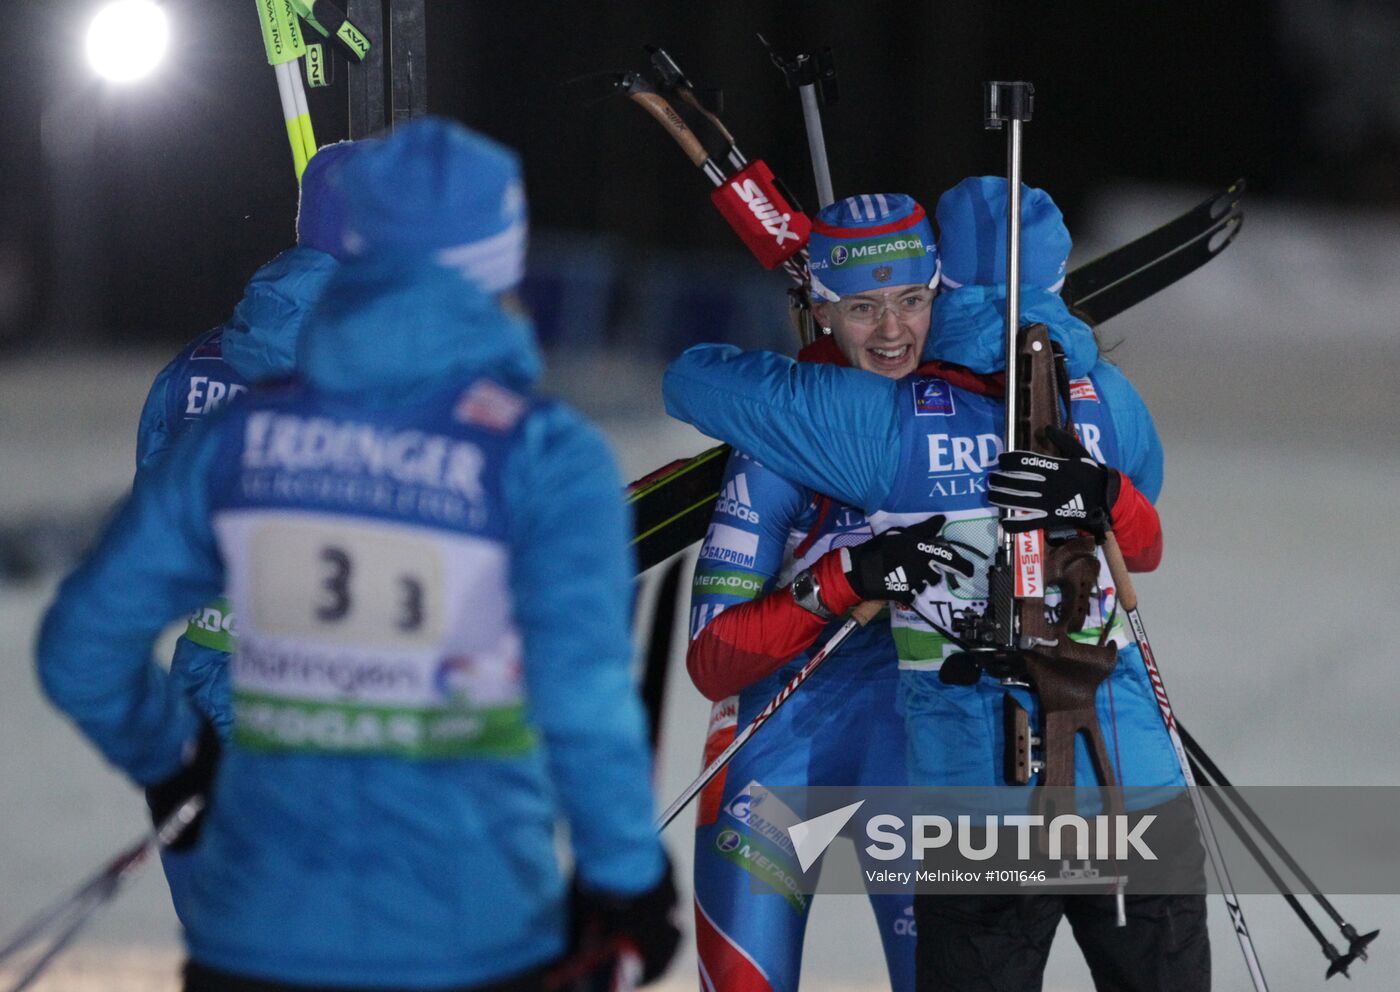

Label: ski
[627,186,1246,573]
[1062,179,1244,303]
[345,0,386,137]
[1073,210,1242,325]
[388,0,427,127]
[638,554,686,753]
[627,445,728,573]
[344,1,424,137]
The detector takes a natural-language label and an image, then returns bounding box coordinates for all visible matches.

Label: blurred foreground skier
[37,117,678,992]
[663,177,1207,992]
[685,193,973,992]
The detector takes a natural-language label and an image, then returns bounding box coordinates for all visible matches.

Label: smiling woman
[85,0,169,83]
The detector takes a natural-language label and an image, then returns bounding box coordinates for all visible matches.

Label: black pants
[183,961,552,992]
[914,892,1210,992]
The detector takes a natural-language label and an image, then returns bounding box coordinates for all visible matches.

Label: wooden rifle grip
[1102,532,1138,612]
[627,91,710,167]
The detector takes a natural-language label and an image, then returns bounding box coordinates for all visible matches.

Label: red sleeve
[1110,472,1163,572]
[686,551,862,701]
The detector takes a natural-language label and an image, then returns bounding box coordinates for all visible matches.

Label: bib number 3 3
[250,520,447,649]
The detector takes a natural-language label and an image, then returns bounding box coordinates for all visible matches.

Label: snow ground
[2,188,1398,990]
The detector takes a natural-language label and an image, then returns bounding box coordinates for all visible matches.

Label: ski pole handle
[1101,531,1137,612]
[654,598,882,832]
[623,82,712,171]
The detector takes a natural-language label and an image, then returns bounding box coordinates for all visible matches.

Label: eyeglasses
[832,289,934,328]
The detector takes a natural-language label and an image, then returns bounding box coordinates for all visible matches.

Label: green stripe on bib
[233,692,537,759]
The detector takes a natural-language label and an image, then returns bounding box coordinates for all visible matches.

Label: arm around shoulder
[663,344,902,512]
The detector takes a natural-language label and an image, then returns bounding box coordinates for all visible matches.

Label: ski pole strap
[304,43,331,87]
[289,0,372,63]
[255,0,310,65]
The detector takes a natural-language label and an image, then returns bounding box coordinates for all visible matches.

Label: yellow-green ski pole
[288,57,317,165]
[256,0,317,181]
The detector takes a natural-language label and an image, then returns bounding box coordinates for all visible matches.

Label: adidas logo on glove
[918,541,955,562]
[1055,494,1087,519]
[1023,456,1060,471]
[884,566,910,593]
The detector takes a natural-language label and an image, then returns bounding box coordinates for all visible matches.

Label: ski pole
[760,35,837,209]
[289,58,318,165]
[0,797,204,992]
[256,0,317,181]
[1186,755,1364,980]
[645,46,747,174]
[1179,725,1380,970]
[654,599,882,831]
[612,60,811,285]
[1101,533,1271,992]
[617,71,727,186]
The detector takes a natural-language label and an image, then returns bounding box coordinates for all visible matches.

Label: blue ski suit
[688,450,913,992]
[38,255,666,988]
[663,285,1183,795]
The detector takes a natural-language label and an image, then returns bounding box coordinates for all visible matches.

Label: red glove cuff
[810,546,863,615]
[1109,473,1164,572]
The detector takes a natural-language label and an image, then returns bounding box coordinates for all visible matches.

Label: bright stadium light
[85,1,170,83]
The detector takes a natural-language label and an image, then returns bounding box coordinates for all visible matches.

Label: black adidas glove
[843,515,976,605]
[144,719,220,851]
[987,426,1121,540]
[569,858,682,985]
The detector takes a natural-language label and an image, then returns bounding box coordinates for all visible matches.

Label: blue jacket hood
[222,247,339,381]
[926,284,1100,378]
[297,256,542,398]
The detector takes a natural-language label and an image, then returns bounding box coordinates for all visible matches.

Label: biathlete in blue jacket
[38,118,679,992]
[664,177,1208,992]
[685,194,973,992]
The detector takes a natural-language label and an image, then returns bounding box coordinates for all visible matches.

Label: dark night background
[2,7,1400,985]
[0,0,1396,351]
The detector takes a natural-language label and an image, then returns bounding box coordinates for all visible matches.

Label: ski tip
[1211,178,1247,220]
[1207,214,1243,255]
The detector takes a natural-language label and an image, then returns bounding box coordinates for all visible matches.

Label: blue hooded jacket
[39,123,663,989]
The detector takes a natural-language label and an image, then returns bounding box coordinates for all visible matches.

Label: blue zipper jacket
[39,256,665,987]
